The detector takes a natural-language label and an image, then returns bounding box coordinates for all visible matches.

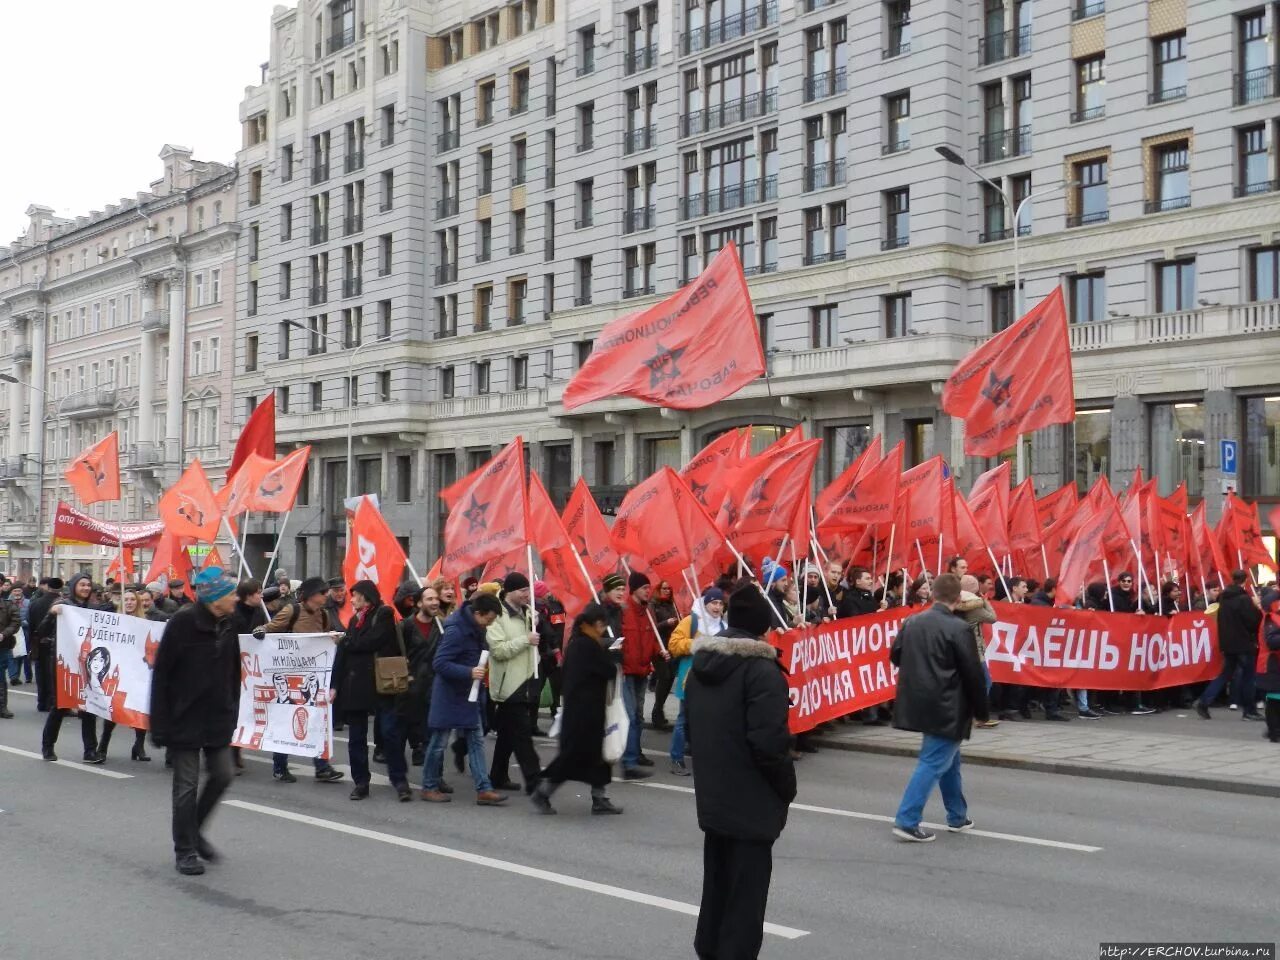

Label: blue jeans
[895,734,968,830]
[378,707,409,787]
[621,675,646,768]
[423,727,491,793]
[1198,652,1257,710]
[1075,690,1089,711]
[669,699,688,763]
[981,662,992,693]
[272,753,333,775]
[10,653,32,682]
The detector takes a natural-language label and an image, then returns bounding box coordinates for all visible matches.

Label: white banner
[233,632,335,759]
[55,605,161,728]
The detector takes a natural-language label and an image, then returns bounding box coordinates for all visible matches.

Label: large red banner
[53,501,166,548]
[774,603,1223,734]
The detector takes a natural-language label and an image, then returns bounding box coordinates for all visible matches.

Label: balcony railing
[0,456,32,482]
[624,125,657,154]
[1149,86,1186,104]
[127,442,170,469]
[624,205,657,234]
[1144,196,1191,214]
[343,278,362,298]
[511,99,529,117]
[1235,66,1277,105]
[311,225,329,245]
[437,130,460,152]
[573,295,592,306]
[436,197,459,218]
[343,215,363,236]
[476,249,492,264]
[435,265,457,285]
[545,166,556,188]
[681,2,778,57]
[309,285,328,305]
[742,262,778,277]
[13,344,32,364]
[804,0,839,10]
[680,88,776,137]
[311,163,330,184]
[623,284,656,299]
[803,249,847,266]
[1072,0,1104,19]
[1235,180,1280,198]
[509,244,525,255]
[574,214,594,229]
[883,138,910,155]
[1066,210,1109,227]
[803,160,847,192]
[804,68,847,103]
[978,26,1031,66]
[679,175,778,220]
[979,125,1031,163]
[978,223,1031,244]
[576,59,595,78]
[327,27,356,54]
[63,388,117,419]
[344,151,364,173]
[142,309,169,332]
[625,44,657,75]
[881,234,909,250]
[1070,105,1105,123]
[884,36,911,59]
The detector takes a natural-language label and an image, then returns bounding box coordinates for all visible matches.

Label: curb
[810,735,1280,800]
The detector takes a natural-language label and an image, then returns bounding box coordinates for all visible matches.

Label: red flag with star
[1218,492,1277,573]
[715,437,822,561]
[679,428,751,516]
[1036,482,1078,530]
[561,478,620,585]
[612,468,727,584]
[562,243,765,411]
[815,435,882,530]
[967,461,1011,565]
[941,286,1075,457]
[440,438,529,578]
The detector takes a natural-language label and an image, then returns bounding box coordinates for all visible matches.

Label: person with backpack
[665,587,726,776]
[253,576,345,784]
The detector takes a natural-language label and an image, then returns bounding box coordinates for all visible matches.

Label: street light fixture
[285,320,394,498]
[936,145,1076,483]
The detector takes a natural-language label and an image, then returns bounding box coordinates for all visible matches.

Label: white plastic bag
[11,627,27,660]
[602,669,630,763]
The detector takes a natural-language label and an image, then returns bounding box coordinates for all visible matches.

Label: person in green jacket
[487,572,542,793]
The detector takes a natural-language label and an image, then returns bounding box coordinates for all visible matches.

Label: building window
[310,381,323,411]
[249,167,263,205]
[1236,11,1274,105]
[1148,141,1190,213]
[885,293,911,338]
[478,148,493,196]
[509,277,528,324]
[381,169,394,211]
[474,361,491,396]
[395,454,412,501]
[511,355,529,391]
[575,257,593,305]
[379,299,392,338]
[1071,158,1108,226]
[1073,55,1105,122]
[1069,272,1106,323]
[885,0,911,57]
[277,385,289,414]
[577,102,595,152]
[809,304,837,348]
[1155,258,1196,312]
[576,179,594,228]
[436,294,458,338]
[245,334,259,372]
[883,188,909,249]
[512,137,528,185]
[1250,246,1280,301]
[511,210,526,254]
[575,339,594,369]
[1243,396,1280,496]
[378,234,392,275]
[346,374,359,407]
[578,25,596,75]
[623,244,656,297]
[475,285,493,331]
[440,366,455,399]
[277,321,291,360]
[1238,125,1273,197]
[1150,401,1205,497]
[281,144,294,181]
[511,67,530,115]
[477,219,492,262]
[1073,409,1111,493]
[1153,33,1187,103]
[885,92,909,153]
[378,371,391,403]
[478,79,496,126]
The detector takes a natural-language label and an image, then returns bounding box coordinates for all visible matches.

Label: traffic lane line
[225,798,810,940]
[0,743,134,779]
[632,781,1102,853]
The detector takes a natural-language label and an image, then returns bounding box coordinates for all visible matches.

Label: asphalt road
[0,689,1275,960]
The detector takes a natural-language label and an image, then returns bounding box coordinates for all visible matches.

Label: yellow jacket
[668,615,695,659]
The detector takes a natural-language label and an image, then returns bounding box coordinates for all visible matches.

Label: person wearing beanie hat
[619,570,669,779]
[685,580,794,960]
[664,586,729,776]
[601,573,626,640]
[149,565,244,875]
[325,577,349,630]
[485,571,543,793]
[254,575,347,786]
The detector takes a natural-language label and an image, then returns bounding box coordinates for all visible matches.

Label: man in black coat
[1196,570,1264,721]
[685,581,795,960]
[890,573,989,843]
[150,568,242,876]
[27,577,63,711]
[837,567,882,619]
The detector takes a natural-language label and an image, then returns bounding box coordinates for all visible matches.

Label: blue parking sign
[1220,439,1238,475]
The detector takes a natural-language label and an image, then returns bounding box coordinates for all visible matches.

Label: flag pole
[987,546,1011,602]
[812,540,837,621]
[1040,544,1050,580]
[1102,555,1115,612]
[789,536,802,629]
[721,540,789,630]
[882,524,896,601]
[526,543,540,679]
[221,515,253,583]
[259,509,293,587]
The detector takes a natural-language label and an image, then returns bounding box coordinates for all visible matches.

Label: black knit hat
[297,576,329,601]
[727,583,774,637]
[350,579,381,607]
[502,571,530,593]
[627,570,651,592]
[602,573,625,593]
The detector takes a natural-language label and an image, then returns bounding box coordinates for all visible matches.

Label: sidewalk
[810,707,1280,797]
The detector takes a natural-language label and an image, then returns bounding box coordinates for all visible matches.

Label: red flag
[529,473,596,624]
[440,439,529,577]
[716,438,822,561]
[951,483,994,575]
[1036,482,1078,530]
[65,432,121,505]
[144,530,193,590]
[899,456,946,543]
[246,446,311,513]
[1190,502,1230,584]
[1153,484,1189,579]
[1006,478,1043,575]
[1053,500,1106,605]
[563,243,765,411]
[343,497,408,594]
[562,478,620,583]
[202,546,227,570]
[481,545,529,585]
[1218,493,1278,573]
[967,462,1011,564]
[680,429,750,516]
[216,453,273,520]
[816,435,882,528]
[106,549,135,582]
[158,460,221,542]
[228,391,276,481]
[942,286,1075,456]
[612,468,726,584]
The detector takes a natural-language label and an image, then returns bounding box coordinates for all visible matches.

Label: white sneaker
[1229,703,1239,710]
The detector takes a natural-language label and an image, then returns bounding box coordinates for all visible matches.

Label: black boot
[131,730,150,761]
[1265,699,1280,743]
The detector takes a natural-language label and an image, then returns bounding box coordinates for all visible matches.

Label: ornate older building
[234,0,1280,578]
[0,146,238,579]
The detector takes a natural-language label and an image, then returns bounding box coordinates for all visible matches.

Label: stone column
[1202,382,1238,524]
[1109,396,1145,491]
[138,282,156,443]
[29,314,46,461]
[1030,425,1066,495]
[164,274,186,451]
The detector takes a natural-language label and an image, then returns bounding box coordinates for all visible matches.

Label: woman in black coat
[531,603,624,815]
[332,579,399,800]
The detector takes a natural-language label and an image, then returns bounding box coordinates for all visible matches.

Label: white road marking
[9,689,36,697]
[633,782,1102,854]
[0,743,134,779]
[225,798,809,940]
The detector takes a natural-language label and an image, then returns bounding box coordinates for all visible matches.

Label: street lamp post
[0,374,116,577]
[935,145,1075,483]
[285,321,393,498]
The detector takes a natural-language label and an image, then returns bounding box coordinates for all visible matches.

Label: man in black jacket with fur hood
[685,580,795,960]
